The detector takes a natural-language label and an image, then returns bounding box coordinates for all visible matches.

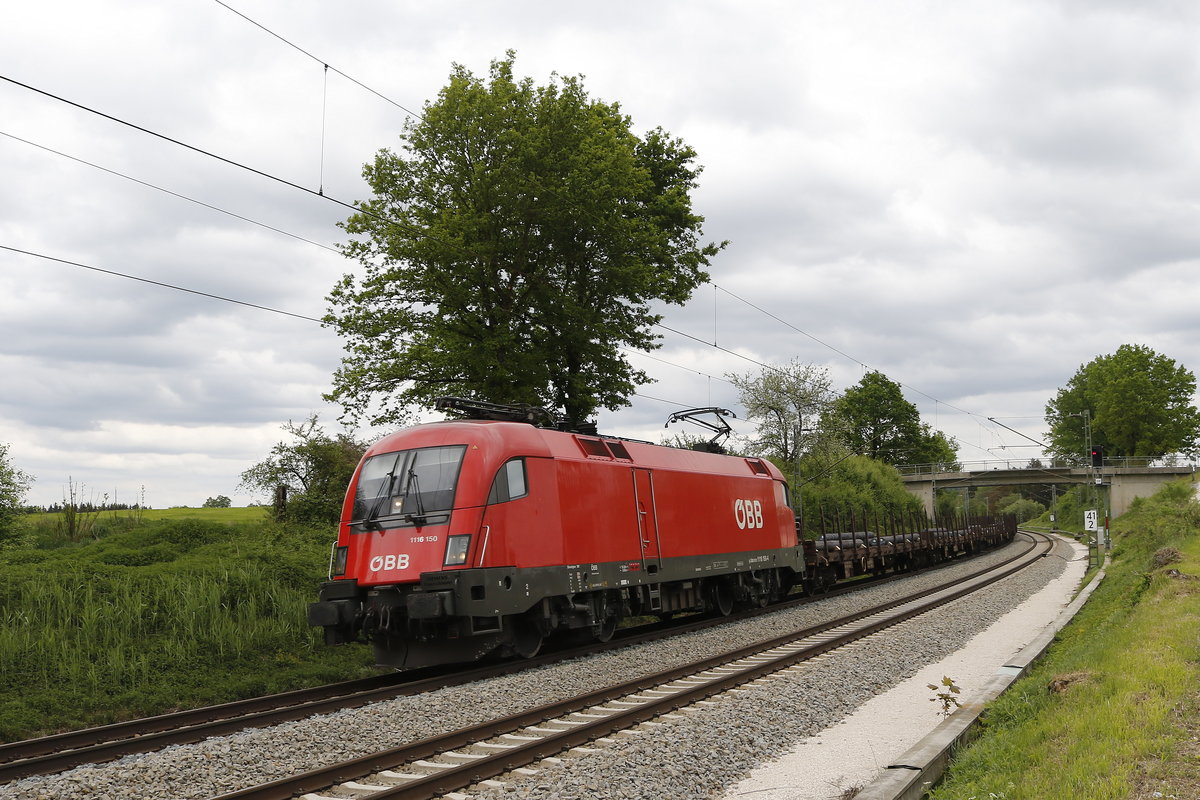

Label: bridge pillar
[909,481,935,518]
[1109,469,1198,517]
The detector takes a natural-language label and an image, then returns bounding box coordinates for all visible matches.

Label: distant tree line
[41,501,145,513]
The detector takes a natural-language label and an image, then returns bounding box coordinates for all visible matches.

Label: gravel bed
[0,538,1058,800]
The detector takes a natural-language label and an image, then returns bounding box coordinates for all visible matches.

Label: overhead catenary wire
[712,283,981,419]
[0,74,321,202]
[319,63,329,195]
[211,0,424,120]
[1,244,323,324]
[0,130,341,255]
[0,73,453,256]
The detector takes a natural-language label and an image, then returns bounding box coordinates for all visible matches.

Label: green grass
[132,505,270,523]
[27,503,269,529]
[929,480,1200,800]
[0,511,376,742]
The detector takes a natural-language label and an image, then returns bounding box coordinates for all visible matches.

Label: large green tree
[327,53,723,429]
[1045,344,1200,459]
[832,371,958,466]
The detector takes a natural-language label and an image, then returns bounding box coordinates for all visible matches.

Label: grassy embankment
[929,479,1200,800]
[0,507,376,742]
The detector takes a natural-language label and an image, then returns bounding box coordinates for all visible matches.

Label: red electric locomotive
[308,399,805,669]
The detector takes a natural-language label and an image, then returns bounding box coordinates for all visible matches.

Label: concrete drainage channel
[854,553,1108,800]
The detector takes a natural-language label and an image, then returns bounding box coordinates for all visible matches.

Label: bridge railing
[897,455,1198,476]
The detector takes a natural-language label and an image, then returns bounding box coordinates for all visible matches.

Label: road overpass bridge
[899,458,1197,519]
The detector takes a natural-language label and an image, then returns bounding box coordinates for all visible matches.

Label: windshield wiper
[403,467,428,526]
[361,463,400,531]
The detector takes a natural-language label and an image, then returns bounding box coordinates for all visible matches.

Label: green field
[0,508,376,742]
[34,503,271,526]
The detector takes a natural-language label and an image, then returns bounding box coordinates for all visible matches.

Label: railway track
[0,541,988,785]
[203,531,1052,800]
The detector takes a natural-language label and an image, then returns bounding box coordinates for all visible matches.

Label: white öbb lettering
[734,499,764,530]
[369,553,411,572]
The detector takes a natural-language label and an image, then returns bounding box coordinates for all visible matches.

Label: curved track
[207,531,1051,800]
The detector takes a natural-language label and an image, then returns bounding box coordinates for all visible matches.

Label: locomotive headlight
[331,545,349,577]
[443,534,471,566]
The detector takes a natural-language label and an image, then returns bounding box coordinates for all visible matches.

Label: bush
[798,454,925,530]
[0,515,375,741]
[998,496,1047,523]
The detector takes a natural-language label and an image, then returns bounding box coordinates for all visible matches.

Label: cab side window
[487,458,528,504]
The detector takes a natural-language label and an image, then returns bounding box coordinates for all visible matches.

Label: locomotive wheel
[593,591,620,642]
[709,580,734,616]
[595,613,618,643]
[510,615,543,659]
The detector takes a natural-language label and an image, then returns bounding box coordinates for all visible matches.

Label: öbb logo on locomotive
[734,498,764,529]
[368,553,411,572]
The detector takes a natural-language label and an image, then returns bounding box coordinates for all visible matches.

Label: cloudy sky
[3,1,1199,508]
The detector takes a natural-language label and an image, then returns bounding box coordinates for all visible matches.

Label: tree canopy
[799,454,925,524]
[727,359,837,466]
[239,416,367,525]
[831,371,958,466]
[327,53,723,429]
[1045,344,1200,459]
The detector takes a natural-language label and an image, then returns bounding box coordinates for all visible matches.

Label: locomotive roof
[364,419,787,481]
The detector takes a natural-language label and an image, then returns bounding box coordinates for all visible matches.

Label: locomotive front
[307,420,546,668]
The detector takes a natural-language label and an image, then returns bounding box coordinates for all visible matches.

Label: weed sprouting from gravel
[928,675,962,717]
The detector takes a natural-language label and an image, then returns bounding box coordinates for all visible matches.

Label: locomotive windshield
[352,445,467,524]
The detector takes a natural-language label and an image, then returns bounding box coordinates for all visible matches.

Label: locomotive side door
[632,468,662,572]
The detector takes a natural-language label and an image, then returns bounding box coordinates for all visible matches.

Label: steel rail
[0,672,407,763]
[209,532,1050,800]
